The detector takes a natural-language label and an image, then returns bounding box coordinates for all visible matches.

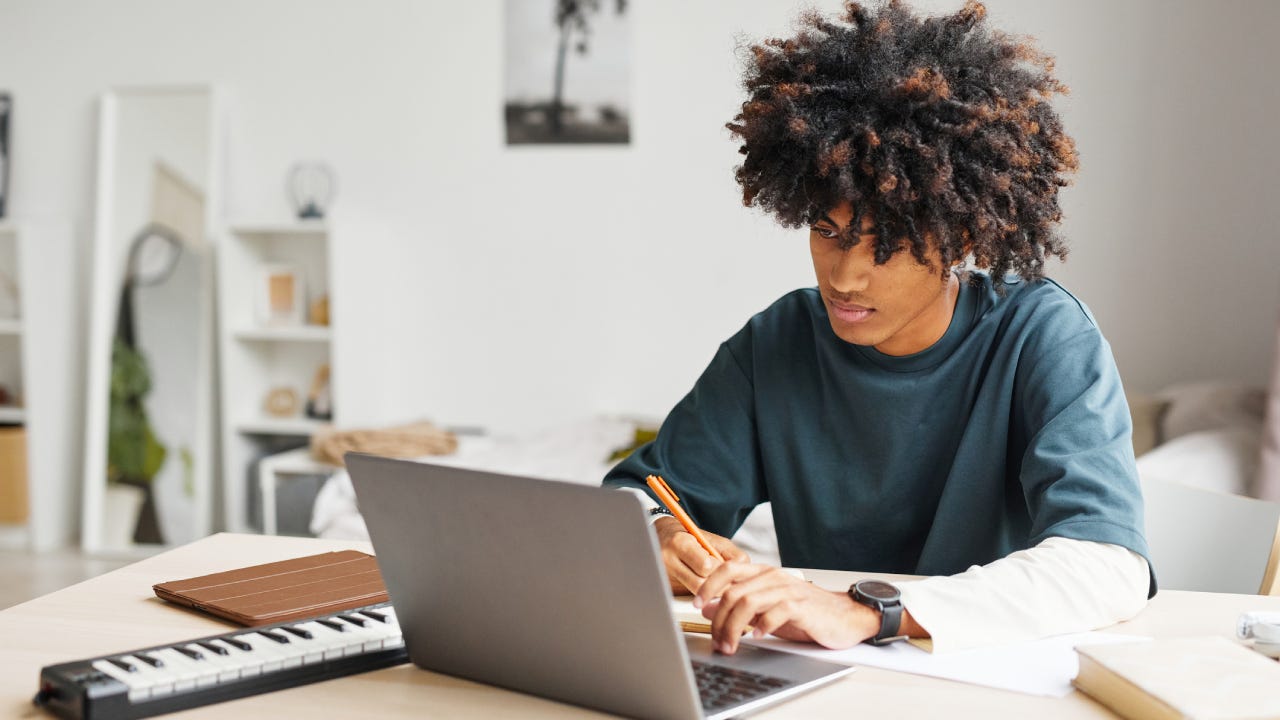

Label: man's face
[810,201,957,356]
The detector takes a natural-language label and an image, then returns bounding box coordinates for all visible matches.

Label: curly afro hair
[727,0,1079,286]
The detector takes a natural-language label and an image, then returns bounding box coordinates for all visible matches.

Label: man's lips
[827,298,876,324]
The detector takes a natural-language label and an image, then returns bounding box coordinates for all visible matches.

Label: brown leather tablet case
[153,550,389,626]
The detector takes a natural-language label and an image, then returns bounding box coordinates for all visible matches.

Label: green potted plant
[105,336,167,546]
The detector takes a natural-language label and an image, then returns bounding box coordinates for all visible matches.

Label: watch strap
[870,600,904,645]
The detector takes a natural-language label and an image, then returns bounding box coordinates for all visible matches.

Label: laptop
[346,453,855,720]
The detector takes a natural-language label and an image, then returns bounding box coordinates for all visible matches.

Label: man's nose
[828,247,871,294]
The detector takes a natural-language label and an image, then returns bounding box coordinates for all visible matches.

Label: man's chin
[828,320,882,347]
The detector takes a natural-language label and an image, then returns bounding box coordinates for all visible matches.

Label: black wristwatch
[848,579,906,645]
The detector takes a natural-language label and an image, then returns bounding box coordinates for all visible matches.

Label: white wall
[0,0,1277,537]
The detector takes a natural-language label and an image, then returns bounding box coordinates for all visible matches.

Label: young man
[603,0,1152,655]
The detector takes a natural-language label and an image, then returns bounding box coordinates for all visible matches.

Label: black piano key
[197,641,230,656]
[317,618,349,632]
[222,637,253,652]
[258,629,290,644]
[174,645,205,661]
[134,652,164,668]
[338,614,368,627]
[107,657,136,673]
[282,626,313,640]
[359,609,389,623]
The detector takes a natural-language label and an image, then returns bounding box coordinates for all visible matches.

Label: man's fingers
[695,561,768,610]
[713,584,797,653]
[751,603,800,639]
[674,532,720,576]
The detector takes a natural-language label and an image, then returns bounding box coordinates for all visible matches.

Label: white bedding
[310,416,783,566]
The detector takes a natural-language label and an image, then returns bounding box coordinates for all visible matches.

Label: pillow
[1127,393,1169,457]
[1157,380,1266,443]
[1135,426,1261,498]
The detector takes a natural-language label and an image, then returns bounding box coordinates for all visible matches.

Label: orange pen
[645,475,725,562]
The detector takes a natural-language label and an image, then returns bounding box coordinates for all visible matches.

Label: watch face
[856,580,900,602]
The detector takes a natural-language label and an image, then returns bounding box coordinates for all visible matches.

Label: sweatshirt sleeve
[898,536,1149,653]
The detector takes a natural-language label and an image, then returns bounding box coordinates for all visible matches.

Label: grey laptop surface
[346,453,854,720]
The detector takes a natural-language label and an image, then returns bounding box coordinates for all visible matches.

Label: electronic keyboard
[33,603,408,720]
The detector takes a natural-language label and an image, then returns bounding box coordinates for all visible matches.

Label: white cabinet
[217,222,336,533]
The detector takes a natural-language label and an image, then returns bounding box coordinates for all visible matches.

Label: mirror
[82,87,220,553]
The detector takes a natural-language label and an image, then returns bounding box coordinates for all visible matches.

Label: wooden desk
[5,533,1279,719]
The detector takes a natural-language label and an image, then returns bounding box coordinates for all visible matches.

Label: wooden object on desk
[0,425,27,523]
[6,533,1280,719]
[1074,636,1280,720]
[153,549,388,626]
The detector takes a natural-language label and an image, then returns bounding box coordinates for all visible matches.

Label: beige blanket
[310,421,457,467]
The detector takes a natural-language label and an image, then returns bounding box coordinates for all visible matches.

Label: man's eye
[813,226,837,239]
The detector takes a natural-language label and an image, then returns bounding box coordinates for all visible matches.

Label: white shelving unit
[0,221,29,548]
[217,221,338,533]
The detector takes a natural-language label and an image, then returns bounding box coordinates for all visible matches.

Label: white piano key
[209,639,256,681]
[121,655,175,697]
[232,633,291,673]
[330,618,388,656]
[91,658,150,701]
[150,648,204,692]
[379,607,404,649]
[292,621,350,664]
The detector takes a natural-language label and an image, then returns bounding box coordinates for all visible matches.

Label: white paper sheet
[742,631,1148,697]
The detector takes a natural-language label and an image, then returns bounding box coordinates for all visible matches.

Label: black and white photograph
[0,93,10,218]
[504,0,630,145]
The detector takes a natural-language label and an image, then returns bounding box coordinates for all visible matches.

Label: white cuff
[618,486,672,526]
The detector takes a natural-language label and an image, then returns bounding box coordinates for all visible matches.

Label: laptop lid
[346,453,706,719]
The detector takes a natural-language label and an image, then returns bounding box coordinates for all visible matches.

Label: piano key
[359,609,389,623]
[150,648,205,693]
[201,640,258,681]
[173,645,204,661]
[288,621,348,664]
[106,657,136,673]
[257,629,291,644]
[92,659,144,689]
[222,636,253,652]
[282,625,313,640]
[134,652,164,668]
[197,640,230,656]
[316,618,349,633]
[121,655,175,698]
[232,633,296,673]
[338,613,369,627]
[204,640,250,681]
[324,616,392,655]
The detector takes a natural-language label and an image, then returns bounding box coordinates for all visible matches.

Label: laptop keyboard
[692,660,791,712]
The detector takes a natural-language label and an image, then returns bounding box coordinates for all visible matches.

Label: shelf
[233,325,331,343]
[259,446,336,475]
[229,221,327,238]
[0,406,25,424]
[236,416,329,436]
[0,319,20,335]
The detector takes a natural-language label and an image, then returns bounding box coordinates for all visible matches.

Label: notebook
[1074,636,1280,720]
[346,453,855,720]
[153,550,389,626]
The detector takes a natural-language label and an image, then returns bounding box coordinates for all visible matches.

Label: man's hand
[693,562,879,655]
[654,516,750,595]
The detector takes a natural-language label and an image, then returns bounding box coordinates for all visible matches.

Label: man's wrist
[842,591,883,639]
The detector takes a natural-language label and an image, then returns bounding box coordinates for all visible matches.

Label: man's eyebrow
[817,214,838,227]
